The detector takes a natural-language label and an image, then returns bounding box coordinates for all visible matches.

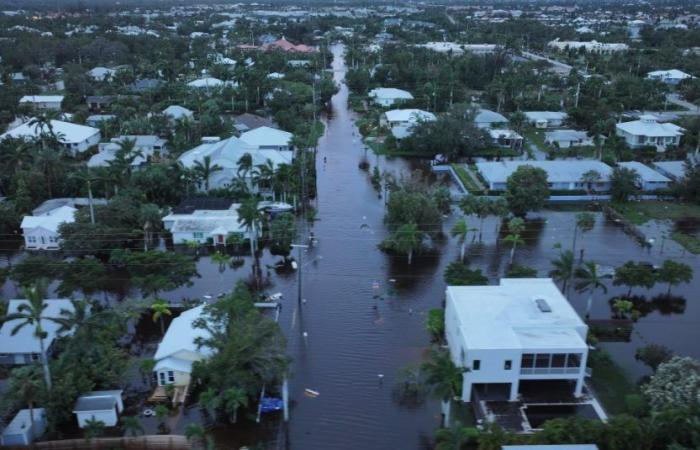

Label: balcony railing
[520,367,581,375]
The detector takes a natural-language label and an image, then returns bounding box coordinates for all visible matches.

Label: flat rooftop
[476,160,612,184]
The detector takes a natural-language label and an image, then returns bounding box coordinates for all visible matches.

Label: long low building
[0,119,100,153]
[653,160,686,180]
[618,161,671,191]
[475,160,612,191]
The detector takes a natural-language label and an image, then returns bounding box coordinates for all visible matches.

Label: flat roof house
[0,119,100,154]
[475,160,612,191]
[524,111,568,129]
[380,109,436,139]
[618,161,671,191]
[0,299,76,365]
[153,305,214,387]
[19,95,64,111]
[73,390,124,428]
[616,115,684,152]
[368,88,414,107]
[544,130,593,149]
[20,204,76,250]
[646,69,695,85]
[162,203,248,245]
[446,278,589,402]
[0,408,47,446]
[488,129,523,150]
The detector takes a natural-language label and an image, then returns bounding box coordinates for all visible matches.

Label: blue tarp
[260,397,283,413]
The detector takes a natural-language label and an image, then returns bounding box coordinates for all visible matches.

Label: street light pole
[291,244,309,306]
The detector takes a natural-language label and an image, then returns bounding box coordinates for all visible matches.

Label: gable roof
[234,113,278,132]
[20,205,76,232]
[474,109,508,125]
[616,116,684,137]
[73,391,122,412]
[154,305,214,362]
[618,161,671,183]
[0,299,76,353]
[0,119,99,144]
[384,109,436,123]
[163,105,193,119]
[240,126,293,147]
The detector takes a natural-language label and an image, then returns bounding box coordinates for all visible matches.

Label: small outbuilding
[0,408,47,446]
[73,390,124,428]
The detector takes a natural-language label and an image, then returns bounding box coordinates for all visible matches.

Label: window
[521,353,534,368]
[193,232,204,239]
[49,236,57,243]
[31,353,40,361]
[552,354,566,368]
[504,360,512,370]
[567,353,582,368]
[167,371,175,382]
[28,236,37,243]
[472,360,481,370]
[535,354,551,368]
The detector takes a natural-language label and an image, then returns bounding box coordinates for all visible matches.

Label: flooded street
[1,43,699,450]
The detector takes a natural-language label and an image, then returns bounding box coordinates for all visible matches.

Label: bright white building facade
[19,95,64,111]
[445,278,589,402]
[0,119,100,153]
[162,204,249,245]
[20,205,76,250]
[615,115,684,151]
[380,109,436,139]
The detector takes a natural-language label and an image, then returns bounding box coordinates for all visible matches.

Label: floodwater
[1,43,700,449]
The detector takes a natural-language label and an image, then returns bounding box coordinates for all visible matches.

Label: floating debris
[304,388,320,398]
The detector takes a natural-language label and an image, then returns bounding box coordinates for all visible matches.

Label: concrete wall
[76,410,118,428]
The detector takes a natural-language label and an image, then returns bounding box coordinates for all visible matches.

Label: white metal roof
[0,299,76,353]
[368,87,414,100]
[616,116,684,137]
[154,305,214,362]
[163,105,193,119]
[618,161,671,183]
[20,205,76,232]
[0,119,99,144]
[474,109,508,125]
[19,95,64,104]
[653,160,686,179]
[647,69,694,80]
[488,128,523,140]
[476,160,612,184]
[544,129,589,142]
[447,279,588,351]
[523,111,568,121]
[2,409,46,436]
[240,126,293,148]
[384,109,436,123]
[187,77,224,88]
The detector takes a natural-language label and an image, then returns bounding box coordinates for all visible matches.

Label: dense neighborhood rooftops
[0,119,100,144]
[447,278,588,351]
[618,161,671,183]
[234,113,278,132]
[0,299,76,353]
[476,160,612,184]
[616,115,684,137]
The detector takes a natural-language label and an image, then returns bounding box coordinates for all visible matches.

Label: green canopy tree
[444,262,488,286]
[614,261,656,297]
[388,223,424,264]
[656,260,692,295]
[504,165,549,217]
[151,298,172,335]
[549,250,575,294]
[450,218,471,262]
[610,167,641,203]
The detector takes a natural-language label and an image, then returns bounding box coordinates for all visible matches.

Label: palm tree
[549,250,575,294]
[193,155,223,191]
[28,112,59,151]
[33,146,62,197]
[502,217,525,265]
[421,349,466,427]
[236,153,253,180]
[435,422,479,450]
[575,261,608,320]
[252,160,275,193]
[222,387,248,423]
[53,299,91,334]
[237,198,262,264]
[121,415,144,437]
[198,387,219,419]
[392,223,423,265]
[7,366,44,442]
[83,418,106,440]
[1,281,60,389]
[211,251,230,274]
[151,298,172,335]
[450,218,470,262]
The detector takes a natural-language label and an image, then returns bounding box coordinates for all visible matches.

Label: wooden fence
[5,435,191,450]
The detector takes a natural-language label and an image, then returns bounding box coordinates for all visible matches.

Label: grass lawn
[522,126,547,150]
[671,232,700,254]
[611,201,700,225]
[451,164,482,194]
[587,350,637,415]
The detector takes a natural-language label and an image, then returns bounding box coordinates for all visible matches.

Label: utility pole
[291,244,309,306]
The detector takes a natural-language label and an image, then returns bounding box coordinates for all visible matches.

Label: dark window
[521,353,534,368]
[504,360,512,370]
[552,354,566,368]
[567,353,582,368]
[473,360,481,370]
[535,354,551,368]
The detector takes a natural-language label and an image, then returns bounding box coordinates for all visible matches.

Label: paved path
[667,93,700,112]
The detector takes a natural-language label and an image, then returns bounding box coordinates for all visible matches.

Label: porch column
[462,379,473,402]
[509,380,519,402]
[574,376,584,398]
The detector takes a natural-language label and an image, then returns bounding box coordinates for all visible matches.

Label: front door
[158,372,166,386]
[218,234,224,244]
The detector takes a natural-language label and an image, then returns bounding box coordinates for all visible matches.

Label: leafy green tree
[151,298,172,335]
[549,250,574,293]
[643,356,700,412]
[121,415,144,437]
[237,198,263,262]
[56,259,107,297]
[435,422,479,450]
[4,366,45,441]
[83,418,105,440]
[614,261,656,297]
[392,365,428,406]
[115,250,199,296]
[222,387,248,423]
[426,309,445,343]
[385,188,443,236]
[184,423,206,448]
[269,213,297,259]
[11,256,63,287]
[504,165,549,217]
[503,217,525,265]
[1,281,60,390]
[610,167,641,203]
[656,260,692,295]
[193,155,223,191]
[459,196,494,241]
[387,223,424,264]
[575,261,609,320]
[421,349,466,421]
[444,262,488,286]
[635,344,674,372]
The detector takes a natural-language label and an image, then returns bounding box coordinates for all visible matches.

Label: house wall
[23,227,61,250]
[155,368,191,386]
[616,128,679,151]
[76,410,118,428]
[1,411,46,446]
[63,132,101,154]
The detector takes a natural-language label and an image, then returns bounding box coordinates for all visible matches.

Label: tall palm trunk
[509,244,516,265]
[459,242,465,262]
[39,337,52,390]
[585,294,593,320]
[408,249,413,265]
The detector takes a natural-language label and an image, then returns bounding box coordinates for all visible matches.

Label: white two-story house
[615,115,684,152]
[445,278,589,403]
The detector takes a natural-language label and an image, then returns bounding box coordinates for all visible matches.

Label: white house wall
[76,410,118,428]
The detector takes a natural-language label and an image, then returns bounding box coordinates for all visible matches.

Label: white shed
[73,390,124,428]
[0,408,46,446]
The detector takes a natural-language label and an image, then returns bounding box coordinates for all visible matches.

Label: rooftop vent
[535,298,552,313]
